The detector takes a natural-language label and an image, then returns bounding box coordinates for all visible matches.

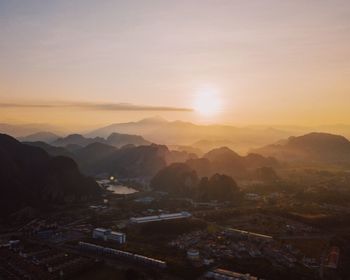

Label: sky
[1,0,350,128]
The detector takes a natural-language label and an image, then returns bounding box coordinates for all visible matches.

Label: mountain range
[4,117,350,154]
[25,141,197,178]
[23,131,350,185]
[51,132,151,148]
[2,128,350,219]
[85,117,292,153]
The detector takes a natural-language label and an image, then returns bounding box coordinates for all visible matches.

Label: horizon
[4,114,350,129]
[3,115,350,144]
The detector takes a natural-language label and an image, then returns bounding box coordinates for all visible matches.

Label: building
[92,228,126,244]
[79,242,166,268]
[245,193,261,201]
[206,269,258,280]
[326,246,340,269]
[108,231,126,244]
[130,211,191,224]
[187,249,200,260]
[226,228,273,241]
[92,228,111,241]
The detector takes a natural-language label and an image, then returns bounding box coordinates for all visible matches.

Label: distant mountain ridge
[51,132,151,148]
[18,131,60,143]
[0,123,63,137]
[253,132,350,164]
[4,118,350,154]
[52,134,106,147]
[85,117,293,153]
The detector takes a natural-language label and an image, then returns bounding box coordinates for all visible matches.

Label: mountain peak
[288,132,350,146]
[254,132,350,163]
[138,116,168,124]
[204,146,241,160]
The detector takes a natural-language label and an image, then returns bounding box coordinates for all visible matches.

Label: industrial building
[108,231,126,244]
[79,242,166,268]
[206,268,258,280]
[92,228,110,241]
[92,228,126,244]
[130,211,191,224]
[226,228,273,241]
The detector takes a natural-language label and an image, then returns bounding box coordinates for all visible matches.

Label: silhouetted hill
[23,141,74,158]
[0,134,100,218]
[186,158,213,178]
[252,167,279,183]
[18,131,60,143]
[204,147,242,161]
[253,132,350,164]
[151,163,240,201]
[151,147,278,197]
[96,144,196,178]
[197,174,240,202]
[106,132,150,147]
[187,147,279,179]
[99,144,170,178]
[151,163,199,196]
[203,147,246,177]
[75,142,117,161]
[52,134,106,147]
[74,142,194,178]
[25,140,276,180]
[166,150,198,164]
[52,132,151,148]
[24,140,196,178]
[193,139,237,153]
[65,143,83,152]
[167,145,203,156]
[73,142,118,174]
[244,153,279,169]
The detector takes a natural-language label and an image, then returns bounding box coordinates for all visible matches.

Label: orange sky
[1,1,350,128]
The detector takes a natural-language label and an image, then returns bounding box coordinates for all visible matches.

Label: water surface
[107,185,138,194]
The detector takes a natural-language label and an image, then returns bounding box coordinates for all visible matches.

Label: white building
[108,231,126,244]
[92,228,126,244]
[130,211,191,224]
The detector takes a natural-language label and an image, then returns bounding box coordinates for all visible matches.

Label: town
[0,175,346,280]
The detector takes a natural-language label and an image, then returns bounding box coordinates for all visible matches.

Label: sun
[193,86,222,116]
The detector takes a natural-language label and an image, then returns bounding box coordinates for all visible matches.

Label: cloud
[0,102,193,112]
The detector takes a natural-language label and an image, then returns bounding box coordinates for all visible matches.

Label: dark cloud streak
[0,102,193,112]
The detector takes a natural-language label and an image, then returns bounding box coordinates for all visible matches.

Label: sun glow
[193,86,222,116]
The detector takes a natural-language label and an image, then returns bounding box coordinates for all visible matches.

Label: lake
[107,185,138,194]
